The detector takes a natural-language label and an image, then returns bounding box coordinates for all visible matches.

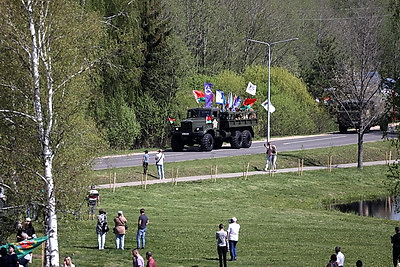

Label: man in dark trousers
[391,227,400,266]
[137,208,149,249]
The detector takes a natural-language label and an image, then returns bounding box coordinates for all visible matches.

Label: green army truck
[170,107,258,151]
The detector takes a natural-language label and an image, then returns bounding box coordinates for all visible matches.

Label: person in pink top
[146,251,157,267]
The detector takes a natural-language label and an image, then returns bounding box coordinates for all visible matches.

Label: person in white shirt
[227,217,240,261]
[155,149,165,179]
[335,246,345,267]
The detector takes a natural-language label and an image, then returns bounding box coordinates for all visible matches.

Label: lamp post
[245,38,298,143]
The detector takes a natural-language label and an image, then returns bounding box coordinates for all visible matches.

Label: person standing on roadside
[392,227,400,266]
[114,211,127,250]
[145,251,157,267]
[264,142,277,172]
[227,217,240,261]
[216,223,228,267]
[155,149,165,180]
[143,150,149,175]
[137,208,149,249]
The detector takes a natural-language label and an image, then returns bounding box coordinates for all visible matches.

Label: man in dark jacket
[391,227,400,266]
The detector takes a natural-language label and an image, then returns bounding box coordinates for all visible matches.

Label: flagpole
[245,38,298,143]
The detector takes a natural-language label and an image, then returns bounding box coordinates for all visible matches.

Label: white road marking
[283,136,344,145]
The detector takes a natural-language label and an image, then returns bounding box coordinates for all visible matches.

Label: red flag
[243,98,257,106]
[193,90,205,103]
[168,117,175,124]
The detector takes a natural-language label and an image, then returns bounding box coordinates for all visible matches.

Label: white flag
[216,90,224,105]
[246,82,257,96]
[261,99,276,113]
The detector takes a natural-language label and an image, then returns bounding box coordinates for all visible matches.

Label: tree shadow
[279,152,323,167]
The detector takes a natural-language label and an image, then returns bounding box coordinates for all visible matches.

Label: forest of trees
[81,0,399,150]
[0,0,399,265]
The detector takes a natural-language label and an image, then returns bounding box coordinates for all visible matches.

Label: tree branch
[0,110,37,123]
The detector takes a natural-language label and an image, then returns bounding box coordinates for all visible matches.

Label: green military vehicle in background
[170,107,258,151]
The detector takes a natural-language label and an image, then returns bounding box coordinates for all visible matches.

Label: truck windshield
[187,109,211,118]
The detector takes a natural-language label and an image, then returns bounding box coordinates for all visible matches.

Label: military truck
[170,107,258,151]
[336,100,387,133]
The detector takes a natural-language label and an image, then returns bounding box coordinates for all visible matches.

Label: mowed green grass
[53,164,397,266]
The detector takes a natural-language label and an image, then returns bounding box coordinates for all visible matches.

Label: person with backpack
[96,209,108,250]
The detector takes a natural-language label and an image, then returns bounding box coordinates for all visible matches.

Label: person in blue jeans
[137,208,149,249]
[227,217,240,261]
[155,150,165,179]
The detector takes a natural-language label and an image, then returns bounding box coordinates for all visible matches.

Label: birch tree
[0,0,103,266]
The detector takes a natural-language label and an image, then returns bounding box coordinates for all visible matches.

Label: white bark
[25,0,59,265]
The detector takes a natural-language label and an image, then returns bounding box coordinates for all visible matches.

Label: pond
[329,197,400,221]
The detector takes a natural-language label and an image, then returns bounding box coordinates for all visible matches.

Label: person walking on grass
[146,251,157,267]
[87,185,100,220]
[216,223,228,267]
[137,208,149,249]
[327,254,339,267]
[96,209,108,250]
[392,226,400,266]
[132,248,145,267]
[155,149,165,179]
[335,246,345,267]
[227,217,240,261]
[114,211,127,250]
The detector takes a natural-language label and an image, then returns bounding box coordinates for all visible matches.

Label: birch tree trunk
[26,0,59,265]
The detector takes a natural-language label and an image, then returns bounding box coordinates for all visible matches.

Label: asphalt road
[93,129,394,170]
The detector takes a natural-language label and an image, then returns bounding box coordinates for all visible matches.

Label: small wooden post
[390,150,392,162]
[109,172,112,189]
[245,162,250,180]
[214,165,218,182]
[301,159,304,176]
[141,173,144,188]
[298,159,301,176]
[41,242,45,267]
[210,165,213,180]
[113,172,116,193]
[175,168,179,185]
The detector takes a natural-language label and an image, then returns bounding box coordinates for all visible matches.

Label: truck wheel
[200,133,214,151]
[213,139,223,149]
[339,125,348,134]
[171,135,184,152]
[241,130,252,148]
[230,130,243,149]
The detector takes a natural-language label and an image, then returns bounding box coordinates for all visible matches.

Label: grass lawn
[50,164,397,267]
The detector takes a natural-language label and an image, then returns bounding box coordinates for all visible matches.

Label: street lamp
[245,38,298,143]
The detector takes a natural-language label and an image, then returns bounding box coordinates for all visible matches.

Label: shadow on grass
[203,257,219,261]
[279,152,323,166]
